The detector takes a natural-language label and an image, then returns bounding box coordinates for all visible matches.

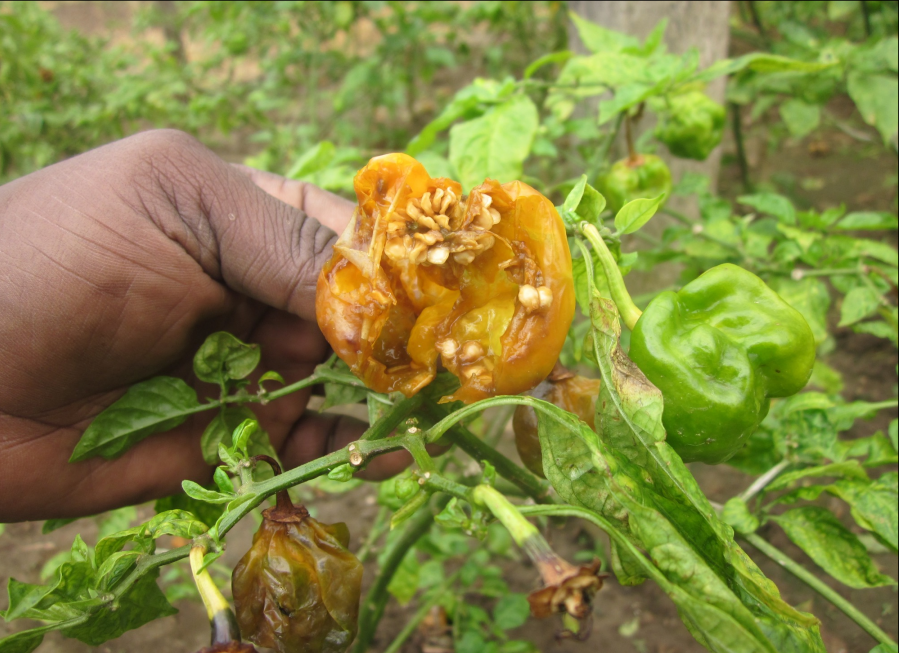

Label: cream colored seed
[417,215,439,231]
[489,207,501,224]
[462,364,487,380]
[427,246,449,265]
[461,341,485,361]
[406,201,424,220]
[432,188,444,208]
[440,190,454,214]
[385,237,407,261]
[413,230,442,246]
[388,221,406,235]
[474,207,493,231]
[421,192,433,215]
[454,251,476,265]
[410,241,428,265]
[481,194,492,209]
[537,285,553,309]
[518,284,540,311]
[433,214,450,230]
[436,338,458,358]
[478,234,495,251]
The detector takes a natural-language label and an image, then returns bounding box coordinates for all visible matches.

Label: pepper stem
[253,454,293,514]
[471,485,578,586]
[580,223,642,330]
[189,545,240,644]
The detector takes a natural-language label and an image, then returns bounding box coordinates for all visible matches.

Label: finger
[231,164,355,234]
[279,413,415,481]
[124,130,337,321]
[243,310,330,450]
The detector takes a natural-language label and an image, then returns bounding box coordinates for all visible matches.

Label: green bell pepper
[654,91,725,161]
[587,228,815,464]
[596,154,672,214]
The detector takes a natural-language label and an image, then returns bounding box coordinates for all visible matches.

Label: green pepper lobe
[596,154,672,214]
[654,91,726,161]
[629,264,815,464]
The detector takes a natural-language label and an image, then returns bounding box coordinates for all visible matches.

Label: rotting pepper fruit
[316,153,575,404]
[513,365,602,478]
[595,154,672,214]
[232,459,363,653]
[654,91,726,161]
[593,235,816,464]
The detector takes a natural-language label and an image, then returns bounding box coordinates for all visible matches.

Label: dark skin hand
[0,129,415,522]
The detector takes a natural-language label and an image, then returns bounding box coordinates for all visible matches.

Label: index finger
[232,164,355,233]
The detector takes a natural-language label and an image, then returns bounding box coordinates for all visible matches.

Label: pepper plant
[1,9,897,653]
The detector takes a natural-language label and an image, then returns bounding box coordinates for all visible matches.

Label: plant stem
[471,484,540,546]
[423,399,552,502]
[588,112,625,181]
[352,495,450,653]
[190,545,240,645]
[382,571,460,653]
[743,532,896,648]
[484,405,515,447]
[625,114,637,161]
[356,506,389,563]
[788,267,863,279]
[738,459,791,503]
[730,101,752,192]
[579,222,642,329]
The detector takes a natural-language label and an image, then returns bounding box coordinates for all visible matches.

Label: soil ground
[2,4,898,653]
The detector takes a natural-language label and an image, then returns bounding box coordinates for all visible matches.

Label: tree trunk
[567,2,732,292]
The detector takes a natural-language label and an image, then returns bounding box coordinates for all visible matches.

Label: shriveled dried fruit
[513,366,602,478]
[232,465,362,653]
[316,153,575,403]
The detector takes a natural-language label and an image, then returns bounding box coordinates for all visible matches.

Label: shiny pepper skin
[596,154,672,214]
[630,264,816,464]
[316,153,575,404]
[232,495,363,653]
[654,91,726,161]
[513,369,602,478]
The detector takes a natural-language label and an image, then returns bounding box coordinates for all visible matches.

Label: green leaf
[327,463,354,482]
[201,406,256,465]
[891,419,898,452]
[847,71,898,143]
[614,193,665,235]
[449,95,539,191]
[321,380,368,411]
[0,619,87,653]
[779,99,820,139]
[286,141,335,179]
[212,467,232,494]
[737,193,796,224]
[768,277,831,346]
[523,51,573,79]
[407,78,516,156]
[838,286,880,327]
[828,474,898,552]
[258,370,285,386]
[62,571,177,646]
[690,52,837,84]
[721,498,760,535]
[193,332,260,388]
[773,507,895,588]
[232,418,259,455]
[69,377,201,462]
[768,461,868,492]
[181,480,233,504]
[493,593,530,630]
[835,212,899,231]
[386,550,419,605]
[808,360,844,394]
[568,12,640,53]
[147,509,208,539]
[154,492,225,529]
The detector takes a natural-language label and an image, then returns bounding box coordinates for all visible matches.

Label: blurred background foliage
[0,0,567,184]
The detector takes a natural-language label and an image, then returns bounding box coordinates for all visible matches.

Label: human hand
[0,130,412,521]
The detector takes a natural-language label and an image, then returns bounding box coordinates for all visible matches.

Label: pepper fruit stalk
[189,544,252,652]
[470,484,605,625]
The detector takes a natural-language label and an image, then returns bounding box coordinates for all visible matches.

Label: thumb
[130,130,347,320]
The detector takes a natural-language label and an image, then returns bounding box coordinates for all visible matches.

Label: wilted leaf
[773,507,895,588]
